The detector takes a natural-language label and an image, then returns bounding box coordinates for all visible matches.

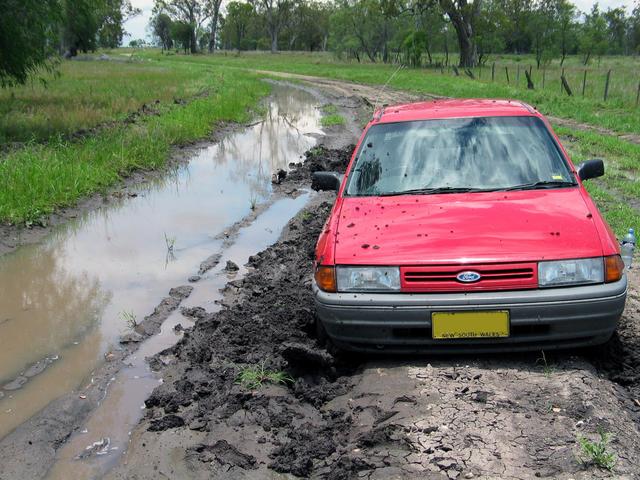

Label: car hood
[334,189,603,265]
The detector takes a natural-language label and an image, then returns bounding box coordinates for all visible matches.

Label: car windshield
[345,116,576,197]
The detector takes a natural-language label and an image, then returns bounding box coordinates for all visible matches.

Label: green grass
[0,58,221,144]
[236,362,294,390]
[577,428,616,471]
[0,69,269,224]
[554,125,640,236]
[321,113,345,127]
[140,51,640,136]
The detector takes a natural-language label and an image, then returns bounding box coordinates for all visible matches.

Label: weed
[321,113,345,127]
[236,362,294,390]
[301,211,313,221]
[322,104,338,114]
[578,427,616,471]
[164,232,176,253]
[536,350,554,377]
[120,310,138,330]
[250,194,258,211]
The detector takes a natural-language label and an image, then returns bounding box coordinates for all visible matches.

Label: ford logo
[456,271,481,283]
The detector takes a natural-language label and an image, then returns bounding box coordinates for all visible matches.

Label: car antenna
[372,64,404,121]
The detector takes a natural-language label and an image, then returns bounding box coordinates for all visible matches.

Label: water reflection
[0,83,322,439]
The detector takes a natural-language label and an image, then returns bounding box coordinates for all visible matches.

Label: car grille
[400,263,537,292]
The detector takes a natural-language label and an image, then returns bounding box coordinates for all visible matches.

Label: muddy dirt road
[1,76,640,479]
[101,147,640,480]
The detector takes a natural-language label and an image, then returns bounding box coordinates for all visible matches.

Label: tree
[98,0,141,48]
[471,0,502,63]
[579,4,608,65]
[220,1,258,49]
[207,0,224,52]
[61,0,102,56]
[603,7,628,55]
[530,0,558,68]
[631,2,640,54]
[258,0,292,53]
[439,0,483,67]
[0,0,60,87]
[497,0,534,54]
[171,20,194,52]
[556,0,577,65]
[155,0,210,53]
[152,12,174,50]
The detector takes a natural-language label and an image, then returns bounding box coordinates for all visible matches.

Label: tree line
[152,0,640,68]
[2,0,639,87]
[0,0,139,86]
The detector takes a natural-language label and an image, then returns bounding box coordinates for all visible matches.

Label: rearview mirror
[312,171,343,191]
[577,159,604,181]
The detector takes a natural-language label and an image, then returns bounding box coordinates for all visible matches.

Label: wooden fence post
[604,69,611,101]
[561,74,573,96]
[582,70,587,97]
[492,62,495,81]
[525,69,534,90]
[505,66,510,84]
[561,68,565,94]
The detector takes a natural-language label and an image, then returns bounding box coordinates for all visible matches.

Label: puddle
[0,83,322,440]
[45,193,311,479]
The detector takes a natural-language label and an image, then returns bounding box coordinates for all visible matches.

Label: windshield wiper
[379,186,497,196]
[502,180,577,191]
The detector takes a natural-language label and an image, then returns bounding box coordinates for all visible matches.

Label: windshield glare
[346,116,575,196]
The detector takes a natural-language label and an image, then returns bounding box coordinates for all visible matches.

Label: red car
[312,99,627,352]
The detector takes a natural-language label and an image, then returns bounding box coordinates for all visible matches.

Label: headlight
[538,258,604,287]
[336,266,400,292]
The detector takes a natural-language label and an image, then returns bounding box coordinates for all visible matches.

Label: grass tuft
[119,310,138,330]
[578,427,616,471]
[236,362,294,390]
[321,113,345,127]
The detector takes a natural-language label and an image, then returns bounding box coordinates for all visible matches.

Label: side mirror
[312,171,343,191]
[577,159,604,181]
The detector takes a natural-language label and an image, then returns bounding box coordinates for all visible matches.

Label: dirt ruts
[108,145,640,480]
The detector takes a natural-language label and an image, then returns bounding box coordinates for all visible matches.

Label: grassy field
[0,50,638,237]
[0,56,229,144]
[0,61,268,223]
[139,51,640,137]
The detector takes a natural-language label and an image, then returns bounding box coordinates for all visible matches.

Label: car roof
[373,98,540,124]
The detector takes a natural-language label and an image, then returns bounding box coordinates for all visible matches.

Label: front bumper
[313,277,627,353]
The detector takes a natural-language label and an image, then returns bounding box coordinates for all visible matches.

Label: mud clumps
[148,414,185,431]
[287,144,353,185]
[137,147,360,476]
[187,440,257,469]
[269,422,345,476]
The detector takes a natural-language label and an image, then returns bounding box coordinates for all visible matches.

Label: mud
[106,145,640,480]
[0,285,192,480]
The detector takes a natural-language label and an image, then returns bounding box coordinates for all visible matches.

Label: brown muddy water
[0,84,322,446]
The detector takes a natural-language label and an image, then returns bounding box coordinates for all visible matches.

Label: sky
[121,0,634,45]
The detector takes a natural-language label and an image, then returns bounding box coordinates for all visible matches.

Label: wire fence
[436,61,640,107]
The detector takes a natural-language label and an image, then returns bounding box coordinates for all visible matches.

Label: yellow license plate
[432,311,510,339]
